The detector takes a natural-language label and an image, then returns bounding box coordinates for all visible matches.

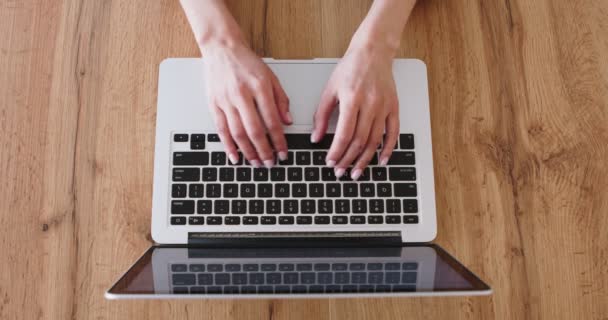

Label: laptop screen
[108,244,489,297]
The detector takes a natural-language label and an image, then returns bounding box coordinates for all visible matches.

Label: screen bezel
[106,244,491,299]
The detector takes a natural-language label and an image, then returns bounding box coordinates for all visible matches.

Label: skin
[181,0,416,178]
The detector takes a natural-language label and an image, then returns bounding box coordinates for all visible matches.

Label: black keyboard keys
[284,200,298,214]
[197,200,212,214]
[267,200,281,214]
[172,168,200,181]
[312,151,327,165]
[326,183,341,197]
[232,200,246,214]
[301,200,315,213]
[335,200,350,214]
[369,199,384,213]
[296,151,311,165]
[171,216,186,225]
[253,168,269,181]
[261,216,276,225]
[387,199,401,213]
[321,168,337,181]
[243,216,258,225]
[202,167,217,181]
[377,183,392,197]
[279,216,295,225]
[223,184,238,197]
[309,184,324,197]
[236,167,251,181]
[388,152,415,165]
[172,184,186,198]
[389,167,416,180]
[318,200,332,214]
[210,152,225,165]
[206,184,221,197]
[314,216,330,224]
[400,134,414,149]
[343,183,358,197]
[189,216,204,225]
[219,167,234,181]
[258,184,273,198]
[372,167,387,181]
[287,167,302,181]
[360,183,375,197]
[275,184,290,197]
[173,152,209,165]
[353,199,367,213]
[305,167,320,181]
[171,200,194,214]
[394,183,417,197]
[292,183,307,197]
[214,200,229,214]
[270,167,285,181]
[174,134,188,142]
[189,184,204,198]
[225,216,240,225]
[240,184,255,198]
[403,199,418,213]
[249,200,264,214]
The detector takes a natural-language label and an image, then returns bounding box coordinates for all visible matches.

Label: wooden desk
[1,1,606,319]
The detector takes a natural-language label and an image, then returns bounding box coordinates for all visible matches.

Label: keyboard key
[372,167,387,181]
[240,184,255,198]
[206,184,221,197]
[350,263,365,271]
[350,216,365,224]
[394,183,417,197]
[266,200,281,214]
[369,272,384,284]
[403,262,418,270]
[301,272,315,284]
[236,167,251,181]
[261,264,277,271]
[189,264,205,272]
[274,184,290,198]
[343,183,358,197]
[389,167,416,180]
[318,272,333,284]
[402,272,417,283]
[171,200,194,214]
[249,200,264,214]
[386,272,401,283]
[214,200,229,214]
[266,273,281,284]
[403,216,419,224]
[211,152,226,165]
[296,263,313,271]
[174,134,188,142]
[223,184,238,198]
[287,167,302,181]
[191,134,205,142]
[292,183,307,197]
[202,168,217,181]
[208,264,222,272]
[326,183,341,197]
[309,184,324,197]
[261,216,276,225]
[284,134,317,149]
[225,216,240,225]
[278,151,294,165]
[189,216,204,225]
[198,273,213,285]
[253,168,269,181]
[207,133,220,142]
[314,216,330,224]
[388,152,415,165]
[197,200,212,214]
[301,200,315,214]
[335,200,350,214]
[244,264,259,271]
[219,167,234,181]
[284,273,299,284]
[172,184,187,198]
[296,151,311,165]
[352,272,367,283]
[284,200,298,214]
[230,153,244,165]
[385,263,401,270]
[369,216,383,224]
[279,216,294,224]
[297,216,312,224]
[312,151,327,165]
[173,152,209,166]
[368,263,383,270]
[369,199,384,213]
[171,264,187,272]
[172,274,195,285]
[232,273,247,284]
[215,273,230,285]
[332,216,347,224]
[206,286,221,294]
[270,167,285,181]
[352,199,367,213]
[360,183,375,197]
[377,183,392,197]
[279,264,295,271]
[386,215,401,224]
[304,167,320,181]
[332,263,348,271]
[232,200,246,214]
[403,199,418,213]
[243,216,258,225]
[191,140,205,150]
[318,200,332,214]
[370,153,379,165]
[172,168,200,181]
[314,263,330,271]
[257,184,273,197]
[189,184,204,198]
[399,134,414,149]
[360,168,371,181]
[321,168,337,181]
[207,216,222,225]
[387,199,401,213]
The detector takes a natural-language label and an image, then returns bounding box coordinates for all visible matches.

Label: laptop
[106,58,491,298]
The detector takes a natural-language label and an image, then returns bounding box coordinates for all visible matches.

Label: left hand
[311,47,400,180]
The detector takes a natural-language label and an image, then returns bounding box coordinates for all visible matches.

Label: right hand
[202,42,292,168]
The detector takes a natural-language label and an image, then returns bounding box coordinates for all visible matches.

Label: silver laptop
[106,58,491,298]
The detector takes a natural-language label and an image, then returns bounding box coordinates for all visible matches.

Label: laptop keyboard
[170,261,418,294]
[169,133,419,226]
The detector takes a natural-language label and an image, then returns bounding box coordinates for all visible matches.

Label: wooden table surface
[1,0,607,319]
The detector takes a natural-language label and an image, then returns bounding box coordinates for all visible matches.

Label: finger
[351,118,385,180]
[325,97,359,168]
[271,74,292,125]
[232,93,276,167]
[255,84,289,163]
[210,105,239,164]
[380,111,399,165]
[222,106,262,167]
[311,87,337,143]
[334,105,376,177]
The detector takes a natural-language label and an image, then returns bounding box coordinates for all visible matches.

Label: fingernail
[351,169,362,181]
[326,159,336,168]
[278,151,288,161]
[310,132,319,143]
[229,153,239,165]
[286,112,293,123]
[380,157,389,166]
[263,159,274,168]
[335,167,345,178]
[250,159,262,168]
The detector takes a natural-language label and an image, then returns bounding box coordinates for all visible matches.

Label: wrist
[197,27,247,53]
[346,34,398,60]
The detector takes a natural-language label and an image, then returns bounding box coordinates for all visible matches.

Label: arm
[313,0,417,179]
[180,0,291,168]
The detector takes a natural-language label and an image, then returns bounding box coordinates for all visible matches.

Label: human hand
[203,42,291,168]
[311,47,399,180]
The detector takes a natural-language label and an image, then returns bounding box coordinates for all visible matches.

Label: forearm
[348,0,417,57]
[180,0,245,52]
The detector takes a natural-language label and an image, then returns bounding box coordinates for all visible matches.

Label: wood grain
[1,0,607,319]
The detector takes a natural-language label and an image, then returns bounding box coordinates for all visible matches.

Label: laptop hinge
[188,232,402,248]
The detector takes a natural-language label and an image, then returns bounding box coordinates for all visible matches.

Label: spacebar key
[285,134,334,149]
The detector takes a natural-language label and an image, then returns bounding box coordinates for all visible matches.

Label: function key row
[171,262,418,273]
[174,133,415,150]
[171,199,418,215]
[170,215,419,226]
